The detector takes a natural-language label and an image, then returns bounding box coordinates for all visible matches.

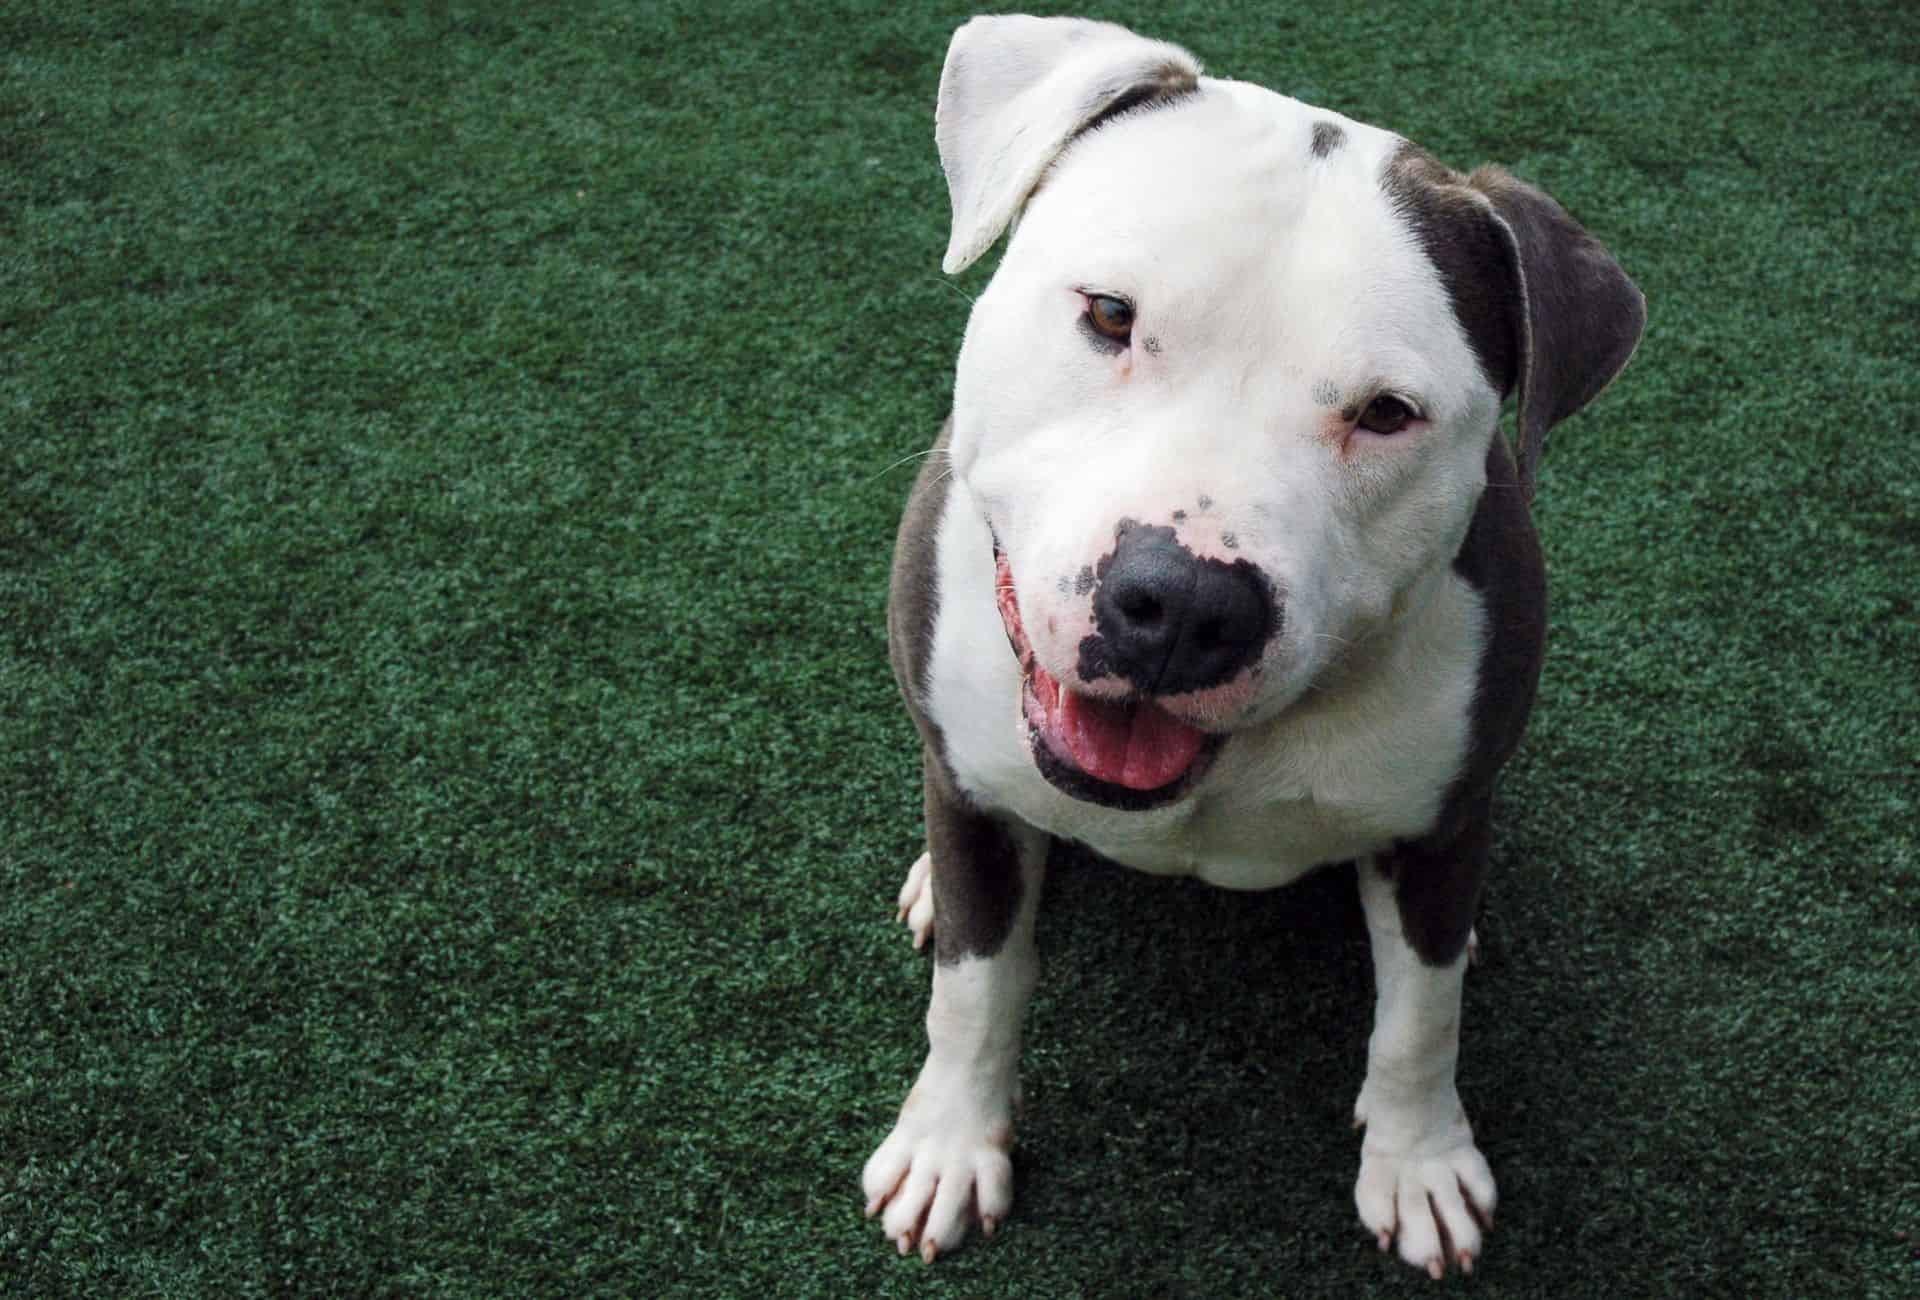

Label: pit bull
[862,14,1645,1278]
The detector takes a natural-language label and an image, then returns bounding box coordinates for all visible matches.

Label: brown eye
[1356,394,1419,435]
[1086,294,1135,342]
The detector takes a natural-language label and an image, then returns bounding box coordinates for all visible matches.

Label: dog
[862,15,1644,1279]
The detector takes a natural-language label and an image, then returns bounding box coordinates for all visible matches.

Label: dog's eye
[1085,294,1135,343]
[1356,394,1419,435]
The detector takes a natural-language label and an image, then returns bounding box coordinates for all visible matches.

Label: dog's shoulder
[1447,431,1548,823]
[887,418,953,726]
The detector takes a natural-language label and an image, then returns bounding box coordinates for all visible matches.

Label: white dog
[864,15,1644,1278]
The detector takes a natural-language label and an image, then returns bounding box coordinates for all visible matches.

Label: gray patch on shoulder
[887,420,955,759]
[1386,433,1546,966]
[1310,120,1346,158]
[888,420,1034,965]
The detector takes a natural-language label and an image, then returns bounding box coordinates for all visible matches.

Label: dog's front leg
[863,757,1048,1262]
[1352,855,1497,1278]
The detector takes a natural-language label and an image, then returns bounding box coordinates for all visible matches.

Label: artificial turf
[2,1,1915,1295]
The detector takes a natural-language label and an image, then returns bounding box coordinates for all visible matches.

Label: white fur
[951,83,1498,742]
[895,851,935,950]
[1353,861,1496,1277]
[937,16,1203,275]
[863,826,1047,1262]
[877,17,1514,1280]
[929,79,1496,886]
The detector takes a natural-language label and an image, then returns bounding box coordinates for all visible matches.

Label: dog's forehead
[1030,79,1421,290]
[1110,77,1403,184]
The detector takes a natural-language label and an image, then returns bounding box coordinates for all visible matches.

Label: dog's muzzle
[995,529,1274,811]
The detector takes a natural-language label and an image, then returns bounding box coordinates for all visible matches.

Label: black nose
[1086,523,1275,695]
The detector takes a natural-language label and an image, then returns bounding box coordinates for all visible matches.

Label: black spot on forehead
[1310,120,1346,158]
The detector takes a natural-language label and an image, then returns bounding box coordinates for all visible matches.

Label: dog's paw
[1352,1101,1496,1278]
[894,851,935,949]
[861,1070,1014,1262]
[1354,1139,1495,1277]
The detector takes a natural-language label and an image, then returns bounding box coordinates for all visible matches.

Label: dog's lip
[994,544,1217,806]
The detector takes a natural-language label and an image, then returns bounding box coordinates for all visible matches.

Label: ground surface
[3,1,1916,1295]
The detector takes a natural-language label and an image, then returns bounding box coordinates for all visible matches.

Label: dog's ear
[936,16,1202,274]
[1469,167,1647,497]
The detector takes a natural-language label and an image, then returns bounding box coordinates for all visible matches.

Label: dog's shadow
[1000,832,1616,1262]
[1010,842,1374,1226]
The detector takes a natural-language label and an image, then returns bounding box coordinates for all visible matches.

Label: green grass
[3,1,1916,1295]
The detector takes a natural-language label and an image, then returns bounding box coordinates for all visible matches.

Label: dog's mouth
[995,547,1218,810]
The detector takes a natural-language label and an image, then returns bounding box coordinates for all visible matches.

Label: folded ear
[1468,167,1647,496]
[936,15,1202,274]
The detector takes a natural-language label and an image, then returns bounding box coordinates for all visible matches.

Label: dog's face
[948,85,1505,810]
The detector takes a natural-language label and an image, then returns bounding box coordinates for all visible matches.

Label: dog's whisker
[932,274,979,306]
[865,447,952,484]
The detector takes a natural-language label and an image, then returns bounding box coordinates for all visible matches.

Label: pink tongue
[1060,688,1206,791]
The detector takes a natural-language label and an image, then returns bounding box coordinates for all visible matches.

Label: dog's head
[937,17,1645,810]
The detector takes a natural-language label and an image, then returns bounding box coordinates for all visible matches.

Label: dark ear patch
[1467,165,1648,493]
[1382,145,1523,400]
[1383,146,1647,498]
